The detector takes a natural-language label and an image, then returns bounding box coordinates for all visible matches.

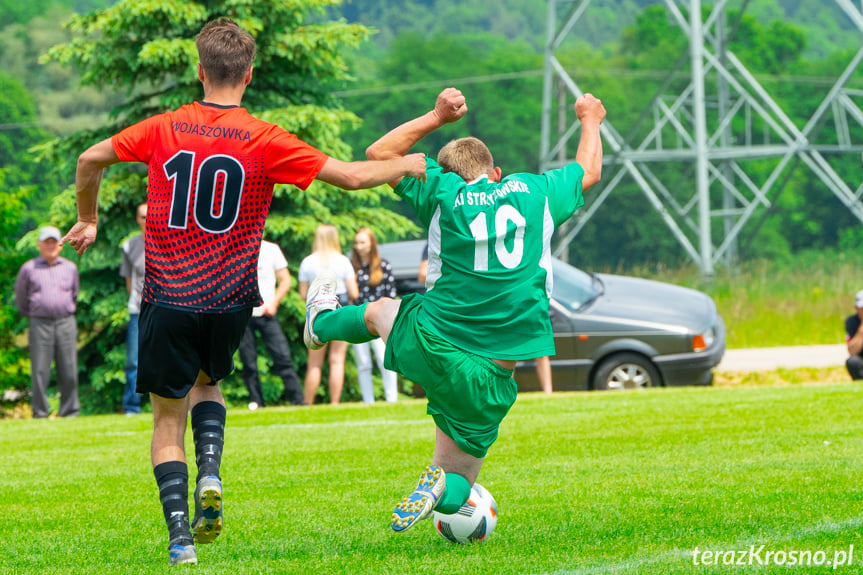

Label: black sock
[153,460,192,546]
[191,401,226,483]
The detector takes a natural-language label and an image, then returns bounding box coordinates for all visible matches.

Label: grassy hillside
[634,251,863,349]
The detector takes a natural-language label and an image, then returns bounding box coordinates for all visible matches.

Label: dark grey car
[378,240,726,392]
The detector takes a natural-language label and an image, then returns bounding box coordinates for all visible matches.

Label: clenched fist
[575,93,606,126]
[434,87,468,125]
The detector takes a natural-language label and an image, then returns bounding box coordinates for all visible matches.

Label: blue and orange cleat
[391,465,446,532]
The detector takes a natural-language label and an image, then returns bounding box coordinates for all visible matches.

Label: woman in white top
[298,224,359,405]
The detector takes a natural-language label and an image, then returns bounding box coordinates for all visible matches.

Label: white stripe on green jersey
[395,157,585,360]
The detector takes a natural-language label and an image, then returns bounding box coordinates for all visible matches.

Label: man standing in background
[844,289,863,380]
[120,203,147,415]
[239,238,305,409]
[14,226,80,418]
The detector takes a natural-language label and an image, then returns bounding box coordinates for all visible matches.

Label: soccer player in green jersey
[303,87,606,532]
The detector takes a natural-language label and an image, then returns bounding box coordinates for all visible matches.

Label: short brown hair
[437,137,494,181]
[196,18,256,87]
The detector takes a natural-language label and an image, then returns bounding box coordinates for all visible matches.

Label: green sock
[314,303,375,344]
[435,473,471,514]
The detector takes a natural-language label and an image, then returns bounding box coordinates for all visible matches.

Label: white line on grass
[538,516,863,575]
[96,418,428,436]
[259,419,427,430]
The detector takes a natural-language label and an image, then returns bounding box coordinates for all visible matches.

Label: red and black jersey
[112,101,328,313]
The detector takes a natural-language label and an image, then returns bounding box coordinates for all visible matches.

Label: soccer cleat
[169,544,197,565]
[391,465,446,532]
[191,476,222,544]
[303,270,340,350]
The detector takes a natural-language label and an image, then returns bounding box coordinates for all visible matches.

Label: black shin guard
[191,401,226,483]
[154,460,192,546]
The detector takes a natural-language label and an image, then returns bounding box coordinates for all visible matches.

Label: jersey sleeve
[112,114,165,163]
[264,128,329,190]
[545,163,585,224]
[394,158,460,227]
[272,244,288,271]
[515,162,585,226]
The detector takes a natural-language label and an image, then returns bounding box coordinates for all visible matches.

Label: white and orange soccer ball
[432,483,498,544]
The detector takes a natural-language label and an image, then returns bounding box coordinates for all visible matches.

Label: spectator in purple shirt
[14,226,80,418]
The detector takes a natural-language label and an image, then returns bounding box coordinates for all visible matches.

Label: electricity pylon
[541,0,863,274]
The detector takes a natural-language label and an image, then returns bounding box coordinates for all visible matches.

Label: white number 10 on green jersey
[468,205,527,271]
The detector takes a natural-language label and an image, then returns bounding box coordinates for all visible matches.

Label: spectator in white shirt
[238,239,305,408]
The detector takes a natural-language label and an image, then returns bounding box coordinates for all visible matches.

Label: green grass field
[3,382,863,574]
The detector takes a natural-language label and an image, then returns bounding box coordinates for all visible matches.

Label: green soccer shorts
[384,293,518,458]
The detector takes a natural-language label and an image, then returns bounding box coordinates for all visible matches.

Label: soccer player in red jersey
[62,18,426,566]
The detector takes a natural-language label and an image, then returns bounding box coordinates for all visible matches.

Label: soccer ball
[433,483,498,544]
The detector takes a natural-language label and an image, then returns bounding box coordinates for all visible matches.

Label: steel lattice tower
[541,0,863,274]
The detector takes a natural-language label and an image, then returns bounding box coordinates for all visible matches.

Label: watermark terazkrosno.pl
[691,545,855,569]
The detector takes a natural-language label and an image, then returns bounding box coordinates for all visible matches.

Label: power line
[331,69,544,97]
[0,121,45,131]
[1,68,858,131]
[333,67,863,98]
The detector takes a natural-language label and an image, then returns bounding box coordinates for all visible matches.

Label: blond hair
[350,227,383,287]
[437,137,495,181]
[196,18,256,87]
[312,224,342,266]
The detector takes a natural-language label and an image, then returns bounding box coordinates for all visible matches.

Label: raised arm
[574,93,606,191]
[62,138,121,255]
[365,87,468,187]
[315,154,428,190]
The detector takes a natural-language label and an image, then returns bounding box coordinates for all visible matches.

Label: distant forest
[334,0,861,57]
[1,0,861,267]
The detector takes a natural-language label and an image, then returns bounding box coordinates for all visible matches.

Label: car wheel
[593,353,661,391]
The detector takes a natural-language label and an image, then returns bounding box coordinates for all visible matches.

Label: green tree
[0,72,49,187]
[0,0,116,27]
[38,0,419,412]
[0,5,123,137]
[0,0,56,28]
[0,69,56,238]
[0,172,32,413]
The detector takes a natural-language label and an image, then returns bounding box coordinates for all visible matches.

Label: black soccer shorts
[137,301,252,399]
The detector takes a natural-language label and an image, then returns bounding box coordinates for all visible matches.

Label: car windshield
[551,258,601,312]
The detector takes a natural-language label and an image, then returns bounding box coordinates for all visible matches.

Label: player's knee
[365,298,398,335]
[365,297,393,316]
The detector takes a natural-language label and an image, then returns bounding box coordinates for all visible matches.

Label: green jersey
[395,158,585,360]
